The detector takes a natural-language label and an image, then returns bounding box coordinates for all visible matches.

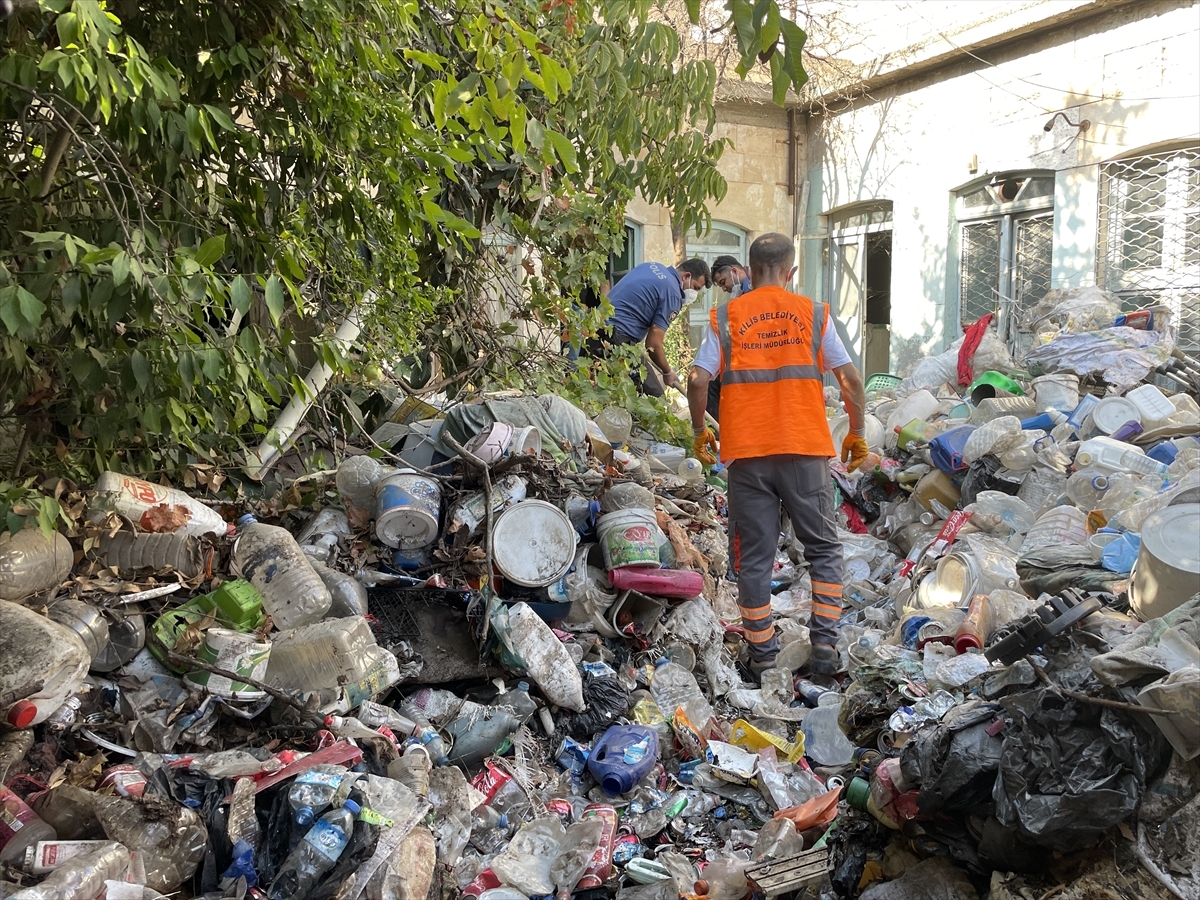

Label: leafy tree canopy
[0,0,805,521]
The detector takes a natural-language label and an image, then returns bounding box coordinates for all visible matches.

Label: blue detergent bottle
[587,724,659,796]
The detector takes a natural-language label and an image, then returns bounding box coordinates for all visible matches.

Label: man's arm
[644,326,678,388]
[832,362,866,435]
[687,366,712,432]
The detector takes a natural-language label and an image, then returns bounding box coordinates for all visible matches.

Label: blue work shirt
[606,262,684,341]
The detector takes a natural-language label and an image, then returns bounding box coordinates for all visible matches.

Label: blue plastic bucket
[375,469,441,549]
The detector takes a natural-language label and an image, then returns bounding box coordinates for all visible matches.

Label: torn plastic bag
[858,856,980,900]
[993,681,1170,852]
[560,670,630,737]
[1091,593,1200,687]
[1136,754,1200,900]
[1022,327,1174,389]
[899,701,1005,816]
[957,455,1021,509]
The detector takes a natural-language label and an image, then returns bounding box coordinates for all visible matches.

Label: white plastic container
[1090,396,1141,436]
[464,422,515,463]
[597,508,662,569]
[885,390,940,440]
[0,600,89,727]
[677,458,704,483]
[265,616,382,695]
[1126,384,1176,426]
[492,500,577,588]
[233,515,332,630]
[510,426,542,456]
[90,471,229,537]
[1130,503,1200,621]
[1031,373,1080,413]
[1075,436,1168,478]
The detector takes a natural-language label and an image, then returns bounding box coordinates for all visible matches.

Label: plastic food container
[1031,373,1080,413]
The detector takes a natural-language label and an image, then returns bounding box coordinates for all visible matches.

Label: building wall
[801,0,1200,375]
[627,100,798,277]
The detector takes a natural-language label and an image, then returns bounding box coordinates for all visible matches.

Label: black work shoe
[748,657,778,684]
[807,643,841,676]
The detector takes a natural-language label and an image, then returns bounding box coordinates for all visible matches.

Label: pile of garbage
[1,288,1199,900]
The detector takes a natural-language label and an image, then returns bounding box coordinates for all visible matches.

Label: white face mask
[681,288,699,307]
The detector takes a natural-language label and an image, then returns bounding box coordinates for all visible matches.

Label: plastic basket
[865,373,901,393]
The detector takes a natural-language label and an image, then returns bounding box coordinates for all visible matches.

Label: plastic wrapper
[1091,594,1200,687]
[491,817,567,895]
[1021,286,1123,339]
[993,680,1171,852]
[858,856,980,900]
[897,327,1015,396]
[1022,327,1174,388]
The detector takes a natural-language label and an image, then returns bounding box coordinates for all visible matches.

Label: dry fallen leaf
[139,503,193,533]
[174,607,218,656]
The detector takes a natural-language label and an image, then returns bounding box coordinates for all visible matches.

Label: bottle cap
[6,699,36,728]
[517,681,529,692]
[296,806,314,825]
[237,513,257,527]
[343,799,361,815]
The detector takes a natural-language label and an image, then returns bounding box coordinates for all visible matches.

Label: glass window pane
[1121,219,1164,270]
[1022,177,1055,200]
[962,187,992,209]
[960,221,1000,325]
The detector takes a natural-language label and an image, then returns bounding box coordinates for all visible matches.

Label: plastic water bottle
[97,531,206,579]
[395,701,451,765]
[233,514,331,630]
[649,659,714,729]
[286,764,348,848]
[0,528,75,603]
[91,471,230,537]
[268,799,359,900]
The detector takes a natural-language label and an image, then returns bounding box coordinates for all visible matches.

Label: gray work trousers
[727,454,844,660]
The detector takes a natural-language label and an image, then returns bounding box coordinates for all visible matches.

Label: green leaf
[80,247,120,265]
[264,275,285,329]
[230,275,253,315]
[761,3,781,54]
[685,0,701,22]
[111,251,130,286]
[545,130,579,173]
[780,19,809,93]
[203,104,236,132]
[194,234,227,267]
[526,116,545,151]
[130,350,151,390]
[16,287,45,332]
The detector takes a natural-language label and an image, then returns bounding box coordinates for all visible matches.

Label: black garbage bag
[957,455,1020,509]
[561,671,629,738]
[900,701,1005,816]
[144,767,236,894]
[825,818,881,898]
[993,683,1170,852]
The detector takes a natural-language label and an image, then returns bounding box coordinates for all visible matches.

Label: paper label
[303,817,349,863]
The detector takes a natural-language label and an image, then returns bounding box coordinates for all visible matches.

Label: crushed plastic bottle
[92,793,206,893]
[0,528,75,602]
[7,841,131,900]
[233,514,331,629]
[268,799,360,900]
[504,603,585,711]
[311,561,368,617]
[649,659,715,730]
[97,531,207,578]
[286,764,350,848]
[0,785,57,864]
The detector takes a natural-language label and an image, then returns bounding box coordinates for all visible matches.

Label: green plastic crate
[150,579,266,670]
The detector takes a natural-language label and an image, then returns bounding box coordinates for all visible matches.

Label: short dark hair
[711,254,743,276]
[748,233,794,271]
[677,257,711,287]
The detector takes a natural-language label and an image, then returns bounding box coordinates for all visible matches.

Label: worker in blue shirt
[587,258,711,396]
[704,255,752,419]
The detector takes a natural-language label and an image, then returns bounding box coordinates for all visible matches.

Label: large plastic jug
[1075,437,1168,478]
[885,391,940,440]
[0,600,89,728]
[928,425,977,474]
[587,725,659,796]
[233,514,331,630]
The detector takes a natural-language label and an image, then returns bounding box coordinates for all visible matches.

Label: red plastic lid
[7,700,37,728]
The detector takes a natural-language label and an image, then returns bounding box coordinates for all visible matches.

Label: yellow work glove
[693,427,719,465]
[841,432,869,472]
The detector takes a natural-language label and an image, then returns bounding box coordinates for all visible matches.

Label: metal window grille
[960,220,1001,325]
[1098,145,1200,351]
[1011,214,1054,354]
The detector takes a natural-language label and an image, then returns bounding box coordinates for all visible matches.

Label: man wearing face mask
[589,258,710,397]
[687,233,868,679]
[711,255,752,299]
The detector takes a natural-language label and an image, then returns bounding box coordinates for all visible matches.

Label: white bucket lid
[1091,396,1141,435]
[493,499,577,587]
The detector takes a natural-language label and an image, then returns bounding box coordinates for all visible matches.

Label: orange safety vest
[711,285,835,460]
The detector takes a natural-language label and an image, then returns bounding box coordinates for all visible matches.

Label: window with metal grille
[1098,144,1200,352]
[955,173,1054,350]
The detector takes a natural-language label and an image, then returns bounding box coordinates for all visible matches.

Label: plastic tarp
[440,395,589,465]
[1091,594,1200,687]
[993,679,1170,852]
[1022,327,1175,389]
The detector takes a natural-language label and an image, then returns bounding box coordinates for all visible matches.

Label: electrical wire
[898,1,1200,106]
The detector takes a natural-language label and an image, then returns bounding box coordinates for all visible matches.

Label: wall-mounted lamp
[1043,112,1090,133]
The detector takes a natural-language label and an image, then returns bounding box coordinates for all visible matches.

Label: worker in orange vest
[686,233,869,678]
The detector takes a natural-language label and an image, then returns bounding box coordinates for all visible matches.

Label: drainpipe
[243,294,371,480]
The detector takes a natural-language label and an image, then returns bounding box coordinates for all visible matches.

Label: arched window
[1098,143,1200,352]
[954,171,1055,352]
